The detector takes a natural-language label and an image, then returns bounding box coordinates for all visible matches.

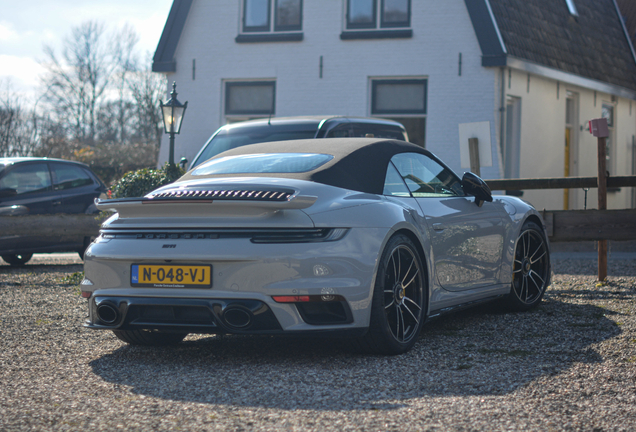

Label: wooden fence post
[589,118,609,281]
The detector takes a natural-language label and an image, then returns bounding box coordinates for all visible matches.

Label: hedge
[109,163,184,199]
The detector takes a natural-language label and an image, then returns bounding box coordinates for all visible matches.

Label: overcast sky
[0,0,173,100]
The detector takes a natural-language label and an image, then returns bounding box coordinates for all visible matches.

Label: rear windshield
[192,153,333,176]
[192,128,317,168]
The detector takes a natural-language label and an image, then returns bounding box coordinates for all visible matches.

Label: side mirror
[179,157,188,170]
[461,172,493,207]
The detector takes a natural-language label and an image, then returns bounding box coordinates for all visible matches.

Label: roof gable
[617,0,636,48]
[153,0,192,73]
[478,0,636,92]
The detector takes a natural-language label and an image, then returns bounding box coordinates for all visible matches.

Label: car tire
[355,234,427,355]
[2,253,33,266]
[503,221,551,311]
[112,329,188,346]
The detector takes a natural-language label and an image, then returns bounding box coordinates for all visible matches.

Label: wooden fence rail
[482,175,636,245]
[541,209,636,242]
[485,175,636,191]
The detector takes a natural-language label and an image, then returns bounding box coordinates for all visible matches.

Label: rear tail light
[272,295,311,303]
[272,295,345,303]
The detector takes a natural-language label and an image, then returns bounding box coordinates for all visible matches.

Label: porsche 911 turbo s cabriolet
[83,138,550,355]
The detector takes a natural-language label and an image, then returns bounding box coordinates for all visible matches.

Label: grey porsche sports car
[83,138,550,355]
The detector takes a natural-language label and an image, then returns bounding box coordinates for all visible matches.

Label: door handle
[432,223,445,232]
[52,201,62,206]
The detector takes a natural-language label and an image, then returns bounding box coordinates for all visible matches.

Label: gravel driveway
[1,253,635,431]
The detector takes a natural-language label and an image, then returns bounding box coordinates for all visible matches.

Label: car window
[193,129,318,167]
[350,124,406,140]
[390,153,463,197]
[383,162,411,197]
[50,163,94,191]
[0,163,52,195]
[192,153,334,176]
[325,124,352,138]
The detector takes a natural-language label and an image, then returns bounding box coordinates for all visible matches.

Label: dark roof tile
[489,0,636,91]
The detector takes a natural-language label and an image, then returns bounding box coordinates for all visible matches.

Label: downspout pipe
[499,67,506,178]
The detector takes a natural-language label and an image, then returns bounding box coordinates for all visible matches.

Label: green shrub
[110,163,184,198]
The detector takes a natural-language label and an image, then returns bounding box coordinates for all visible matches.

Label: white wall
[157,0,501,179]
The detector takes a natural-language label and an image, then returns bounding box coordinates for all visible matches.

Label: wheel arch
[523,214,546,234]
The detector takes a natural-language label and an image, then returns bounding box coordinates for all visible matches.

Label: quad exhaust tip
[223,306,252,329]
[96,302,120,325]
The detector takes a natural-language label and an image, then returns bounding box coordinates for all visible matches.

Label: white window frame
[345,0,411,31]
[369,76,427,147]
[223,80,276,123]
[241,0,303,34]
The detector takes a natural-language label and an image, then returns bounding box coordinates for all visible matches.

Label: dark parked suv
[189,116,408,168]
[0,157,107,265]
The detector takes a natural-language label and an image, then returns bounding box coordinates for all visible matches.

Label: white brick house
[153,0,636,210]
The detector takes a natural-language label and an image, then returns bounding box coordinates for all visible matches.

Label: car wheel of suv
[355,234,426,355]
[112,329,188,346]
[2,254,33,266]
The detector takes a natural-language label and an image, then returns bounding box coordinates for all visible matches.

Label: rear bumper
[82,227,389,330]
[85,295,360,336]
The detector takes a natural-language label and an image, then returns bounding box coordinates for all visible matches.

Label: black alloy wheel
[358,234,427,355]
[506,221,550,310]
[2,253,33,266]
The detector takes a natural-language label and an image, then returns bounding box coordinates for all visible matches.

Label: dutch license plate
[131,264,212,288]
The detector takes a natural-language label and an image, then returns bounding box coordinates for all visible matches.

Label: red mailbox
[589,118,609,138]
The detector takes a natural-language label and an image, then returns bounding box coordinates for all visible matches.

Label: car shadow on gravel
[89,298,621,411]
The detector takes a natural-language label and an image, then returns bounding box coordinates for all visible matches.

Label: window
[346,0,410,29]
[371,79,427,147]
[193,153,333,176]
[192,127,316,168]
[50,163,94,191]
[389,153,463,198]
[602,103,616,176]
[504,96,521,179]
[383,162,411,196]
[225,81,276,118]
[0,163,51,195]
[564,91,579,209]
[242,0,302,33]
[275,0,302,31]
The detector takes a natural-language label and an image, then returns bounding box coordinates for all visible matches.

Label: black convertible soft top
[179,138,439,195]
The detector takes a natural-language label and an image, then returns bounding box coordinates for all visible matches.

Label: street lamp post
[160,82,188,166]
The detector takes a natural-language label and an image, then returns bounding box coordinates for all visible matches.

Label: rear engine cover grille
[148,188,295,202]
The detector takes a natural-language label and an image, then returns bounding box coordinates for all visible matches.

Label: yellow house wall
[504,69,636,210]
